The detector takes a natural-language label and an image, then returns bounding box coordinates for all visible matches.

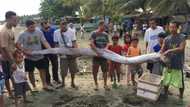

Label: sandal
[24,100,33,104]
[43,86,54,92]
[104,85,110,91]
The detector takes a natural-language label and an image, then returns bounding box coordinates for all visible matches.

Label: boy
[127,38,143,86]
[152,32,167,75]
[90,20,109,90]
[108,35,123,88]
[12,50,32,106]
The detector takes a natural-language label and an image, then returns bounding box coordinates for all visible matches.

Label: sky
[0,0,41,21]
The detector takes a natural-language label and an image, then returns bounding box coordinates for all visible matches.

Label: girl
[108,35,123,88]
[123,32,131,55]
[123,32,131,84]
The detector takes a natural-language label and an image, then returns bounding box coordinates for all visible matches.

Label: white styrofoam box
[137,82,160,93]
[184,64,190,73]
[138,73,162,86]
[137,89,160,101]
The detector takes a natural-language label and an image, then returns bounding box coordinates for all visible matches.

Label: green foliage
[39,0,190,21]
[40,0,83,19]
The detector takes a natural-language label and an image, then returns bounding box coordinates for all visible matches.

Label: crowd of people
[0,11,188,107]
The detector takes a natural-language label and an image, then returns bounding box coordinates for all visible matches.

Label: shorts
[152,62,163,75]
[14,82,30,96]
[24,58,48,72]
[162,68,184,89]
[92,57,108,73]
[0,79,5,96]
[60,57,79,77]
[128,65,143,76]
[2,61,11,80]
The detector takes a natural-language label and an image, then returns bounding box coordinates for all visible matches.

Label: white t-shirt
[144,26,165,53]
[113,24,117,32]
[80,25,85,32]
[54,29,76,48]
[68,27,76,36]
[13,63,27,83]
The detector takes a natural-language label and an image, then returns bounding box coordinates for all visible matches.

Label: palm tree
[119,0,190,16]
[153,0,190,16]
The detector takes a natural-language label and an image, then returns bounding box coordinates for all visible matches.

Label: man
[54,20,78,88]
[161,21,186,102]
[0,11,18,98]
[41,21,60,85]
[16,20,52,91]
[68,23,77,36]
[90,20,109,90]
[144,18,165,73]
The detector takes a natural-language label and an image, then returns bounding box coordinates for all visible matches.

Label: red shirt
[123,44,130,54]
[108,44,123,55]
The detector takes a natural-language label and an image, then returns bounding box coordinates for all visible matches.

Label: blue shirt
[153,43,161,52]
[41,27,55,47]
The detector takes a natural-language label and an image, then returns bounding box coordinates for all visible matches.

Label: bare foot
[104,85,110,91]
[94,85,99,91]
[71,84,79,89]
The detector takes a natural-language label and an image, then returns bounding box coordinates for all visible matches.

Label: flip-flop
[55,84,65,89]
[24,100,33,104]
[112,83,118,89]
[43,87,54,92]
[175,99,185,105]
[104,86,110,91]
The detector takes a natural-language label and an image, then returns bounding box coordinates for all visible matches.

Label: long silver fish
[32,47,161,64]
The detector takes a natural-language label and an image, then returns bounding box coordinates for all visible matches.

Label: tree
[119,0,190,16]
[40,0,84,19]
[40,0,190,22]
[153,0,190,16]
[82,0,104,17]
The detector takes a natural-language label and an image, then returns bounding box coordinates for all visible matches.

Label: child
[153,32,167,53]
[0,55,5,107]
[108,35,123,88]
[123,32,131,55]
[152,32,167,75]
[123,33,131,84]
[127,37,143,86]
[12,50,32,106]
